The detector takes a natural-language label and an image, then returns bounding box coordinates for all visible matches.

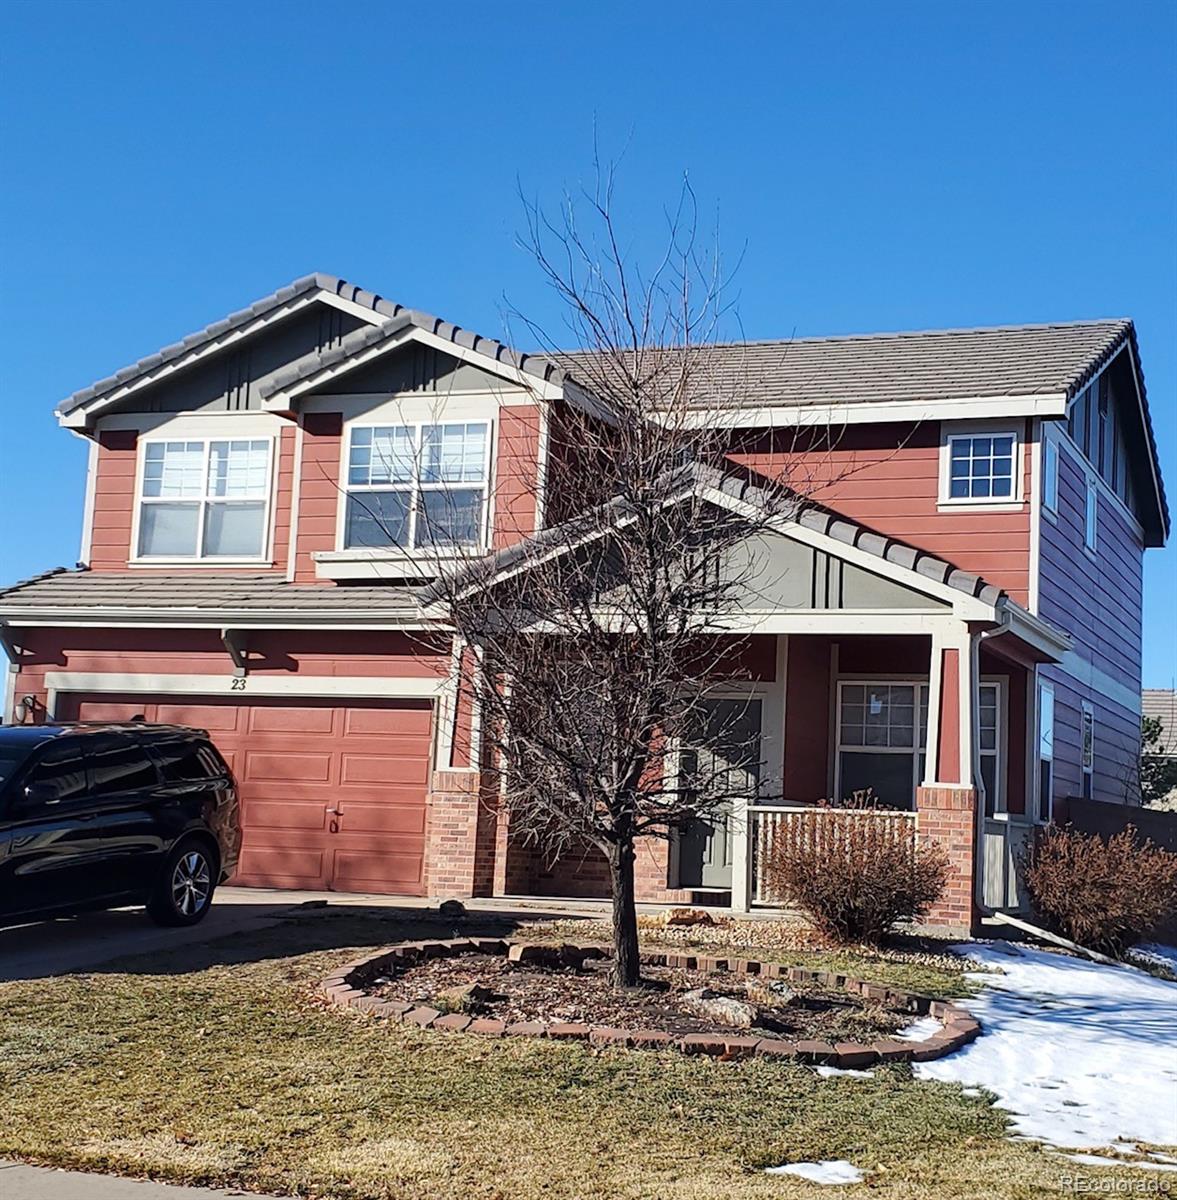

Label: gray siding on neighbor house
[120,305,367,415]
[1039,415,1145,807]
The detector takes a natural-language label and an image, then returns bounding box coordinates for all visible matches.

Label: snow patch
[915,942,1177,1150]
[814,1065,874,1079]
[1129,943,1177,977]
[764,1160,865,1184]
[1063,1154,1177,1174]
[896,1015,942,1041]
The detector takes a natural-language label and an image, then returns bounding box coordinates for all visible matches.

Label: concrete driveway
[0,897,297,982]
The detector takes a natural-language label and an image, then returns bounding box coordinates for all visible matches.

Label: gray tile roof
[56,273,570,417]
[421,460,1006,610]
[554,320,1134,410]
[1143,689,1177,757]
[0,569,425,623]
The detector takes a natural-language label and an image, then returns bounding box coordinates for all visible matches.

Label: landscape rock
[744,979,795,1007]
[678,987,756,1029]
[434,981,497,1014]
[662,907,715,927]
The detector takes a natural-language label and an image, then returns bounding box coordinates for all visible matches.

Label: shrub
[1022,825,1177,956]
[760,802,949,944]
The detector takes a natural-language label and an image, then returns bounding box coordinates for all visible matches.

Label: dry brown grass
[0,910,1158,1199]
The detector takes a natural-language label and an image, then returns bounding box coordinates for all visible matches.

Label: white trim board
[672,392,1069,430]
[44,671,448,705]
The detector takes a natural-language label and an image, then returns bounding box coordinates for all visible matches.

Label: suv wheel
[147,841,216,926]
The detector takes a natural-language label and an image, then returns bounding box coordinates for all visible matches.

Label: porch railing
[748,804,918,906]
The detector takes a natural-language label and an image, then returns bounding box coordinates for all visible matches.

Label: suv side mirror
[21,781,58,807]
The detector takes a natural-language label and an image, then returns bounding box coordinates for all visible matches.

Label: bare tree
[416,166,851,987]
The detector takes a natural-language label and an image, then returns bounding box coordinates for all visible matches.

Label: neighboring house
[0,274,1168,932]
[1142,688,1177,808]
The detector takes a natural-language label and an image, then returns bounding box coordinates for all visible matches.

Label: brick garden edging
[319,939,982,1066]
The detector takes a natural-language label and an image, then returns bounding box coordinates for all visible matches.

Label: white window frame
[939,427,1023,509]
[338,420,494,554]
[1042,434,1059,518]
[131,435,276,565]
[1081,700,1094,799]
[833,678,1003,812]
[1084,477,1098,554]
[1036,679,1055,823]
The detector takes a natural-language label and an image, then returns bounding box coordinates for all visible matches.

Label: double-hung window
[344,422,490,551]
[944,432,1018,502]
[138,439,271,559]
[836,680,1001,812]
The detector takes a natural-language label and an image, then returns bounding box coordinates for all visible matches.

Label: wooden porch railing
[749,804,918,906]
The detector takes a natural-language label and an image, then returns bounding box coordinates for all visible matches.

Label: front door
[676,698,763,890]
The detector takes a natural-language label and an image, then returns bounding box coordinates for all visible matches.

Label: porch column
[917,626,980,935]
[729,634,786,913]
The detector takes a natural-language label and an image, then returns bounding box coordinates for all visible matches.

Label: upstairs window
[1084,478,1098,552]
[944,432,1018,503]
[1042,436,1059,515]
[137,439,272,559]
[344,422,490,551]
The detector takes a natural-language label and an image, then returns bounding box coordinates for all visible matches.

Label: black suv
[0,723,241,927]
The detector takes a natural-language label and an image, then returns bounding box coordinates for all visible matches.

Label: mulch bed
[373,952,905,1042]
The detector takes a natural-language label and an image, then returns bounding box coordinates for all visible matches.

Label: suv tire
[147,840,217,927]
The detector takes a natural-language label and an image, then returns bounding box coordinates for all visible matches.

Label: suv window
[149,736,223,783]
[23,740,88,805]
[84,734,159,795]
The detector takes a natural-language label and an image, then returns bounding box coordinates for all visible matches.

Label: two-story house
[0,274,1167,932]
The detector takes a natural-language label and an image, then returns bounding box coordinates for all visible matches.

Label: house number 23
[229,677,247,691]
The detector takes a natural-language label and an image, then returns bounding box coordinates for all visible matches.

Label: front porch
[462,625,1053,935]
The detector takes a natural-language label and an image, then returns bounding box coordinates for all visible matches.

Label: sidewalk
[0,1161,288,1199]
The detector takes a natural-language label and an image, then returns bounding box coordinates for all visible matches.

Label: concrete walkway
[0,1161,288,1199]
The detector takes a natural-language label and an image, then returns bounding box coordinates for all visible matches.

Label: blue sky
[1,0,1174,685]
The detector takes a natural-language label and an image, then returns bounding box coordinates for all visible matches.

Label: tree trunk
[607,838,642,987]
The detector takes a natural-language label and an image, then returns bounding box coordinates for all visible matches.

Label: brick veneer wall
[424,770,498,899]
[916,785,978,935]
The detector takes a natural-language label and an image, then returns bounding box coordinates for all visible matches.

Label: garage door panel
[340,753,430,787]
[340,802,427,836]
[332,848,424,892]
[237,844,327,889]
[73,700,152,722]
[244,799,329,832]
[248,707,337,735]
[244,750,334,784]
[344,705,431,737]
[155,703,244,732]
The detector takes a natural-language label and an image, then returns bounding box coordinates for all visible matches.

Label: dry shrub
[761,804,949,944]
[1023,825,1177,956]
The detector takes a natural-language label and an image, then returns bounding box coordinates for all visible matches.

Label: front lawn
[0,910,1102,1198]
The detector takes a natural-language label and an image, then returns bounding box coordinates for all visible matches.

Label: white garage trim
[45,670,448,717]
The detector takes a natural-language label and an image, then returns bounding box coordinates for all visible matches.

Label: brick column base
[424,770,496,900]
[915,785,979,936]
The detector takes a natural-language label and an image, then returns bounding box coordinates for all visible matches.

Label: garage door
[59,695,434,895]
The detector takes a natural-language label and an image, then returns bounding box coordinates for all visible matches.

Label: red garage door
[59,694,434,896]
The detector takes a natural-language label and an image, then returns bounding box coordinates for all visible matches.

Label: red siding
[729,421,1033,604]
[293,412,342,582]
[88,430,138,570]
[493,405,542,548]
[272,425,296,574]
